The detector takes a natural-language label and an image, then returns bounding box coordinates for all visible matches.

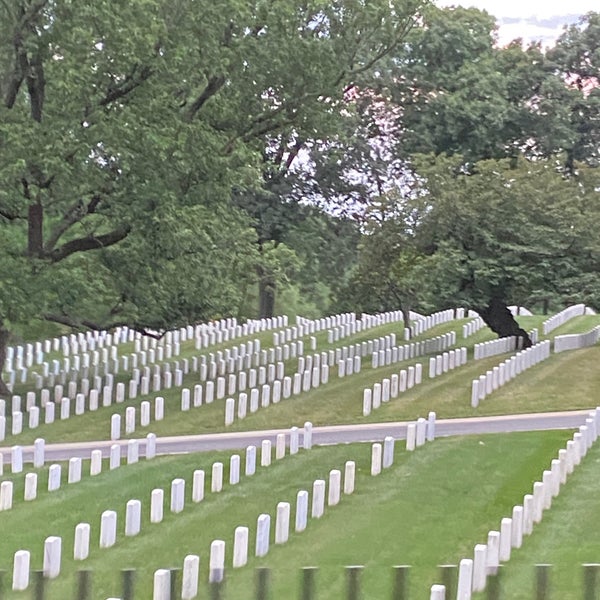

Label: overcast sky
[435,0,597,48]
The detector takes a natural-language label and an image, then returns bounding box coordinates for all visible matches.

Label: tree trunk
[0,322,11,397]
[258,274,276,319]
[477,297,532,348]
[401,305,412,338]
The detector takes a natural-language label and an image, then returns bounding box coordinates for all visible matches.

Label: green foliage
[411,156,600,310]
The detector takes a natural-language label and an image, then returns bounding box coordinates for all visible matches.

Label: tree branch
[98,64,153,107]
[48,224,132,263]
[183,74,226,122]
[44,194,102,252]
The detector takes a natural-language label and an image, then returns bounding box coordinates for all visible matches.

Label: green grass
[1,313,600,598]
[0,430,577,599]
[472,438,600,599]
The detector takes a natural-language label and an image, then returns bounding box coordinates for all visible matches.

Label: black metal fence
[1,563,599,599]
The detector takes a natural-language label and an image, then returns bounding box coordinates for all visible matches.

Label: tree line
[0,1,599,392]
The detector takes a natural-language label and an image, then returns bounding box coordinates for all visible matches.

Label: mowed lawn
[0,429,587,599]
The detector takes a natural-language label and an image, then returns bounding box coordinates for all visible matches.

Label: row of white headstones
[542,303,586,335]
[26,323,444,440]
[6,408,438,595]
[148,418,438,600]
[470,340,551,407]
[0,314,406,442]
[554,325,600,353]
[8,423,316,591]
[436,408,600,600]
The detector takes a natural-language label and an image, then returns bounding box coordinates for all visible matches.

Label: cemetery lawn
[0,429,579,599]
[2,342,600,447]
[473,437,600,599]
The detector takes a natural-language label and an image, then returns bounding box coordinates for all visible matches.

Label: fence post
[33,570,46,600]
[535,564,551,600]
[486,565,502,600]
[209,579,224,600]
[255,567,270,600]
[391,566,410,600]
[300,567,317,600]
[122,569,135,600]
[346,566,363,600]
[170,567,181,600]
[75,570,92,600]
[583,563,600,600]
[439,564,457,599]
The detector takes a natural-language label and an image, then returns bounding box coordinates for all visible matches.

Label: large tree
[0,0,431,392]
[346,8,600,339]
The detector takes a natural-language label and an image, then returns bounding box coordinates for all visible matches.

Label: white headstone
[73,523,90,560]
[151,489,164,523]
[24,473,37,501]
[68,457,82,483]
[344,461,356,495]
[181,554,200,600]
[125,499,142,536]
[311,479,326,518]
[211,462,223,492]
[171,478,185,513]
[255,514,271,557]
[261,440,272,467]
[192,469,205,503]
[295,490,309,532]
[99,510,117,548]
[233,527,249,568]
[48,464,61,491]
[12,550,30,591]
[209,540,225,583]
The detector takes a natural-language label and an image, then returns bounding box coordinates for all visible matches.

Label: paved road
[2,409,592,464]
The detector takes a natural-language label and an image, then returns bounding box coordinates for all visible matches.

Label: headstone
[127,439,139,464]
[472,544,487,592]
[311,479,326,518]
[12,550,30,591]
[261,440,272,467]
[153,569,171,599]
[146,433,156,460]
[110,444,120,470]
[125,499,141,536]
[233,527,249,568]
[73,523,90,560]
[276,433,286,460]
[90,449,102,476]
[151,489,164,523]
[33,438,45,468]
[111,414,121,441]
[371,443,382,475]
[255,514,271,557]
[275,502,291,544]
[48,464,61,491]
[193,470,205,502]
[171,478,185,512]
[295,490,309,532]
[230,455,240,485]
[304,422,313,450]
[406,423,417,451]
[209,540,225,583]
[244,446,256,476]
[344,461,356,494]
[68,457,82,483]
[181,554,200,600]
[211,462,223,492]
[328,470,341,506]
[24,473,37,501]
[99,510,117,548]
[0,480,13,510]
